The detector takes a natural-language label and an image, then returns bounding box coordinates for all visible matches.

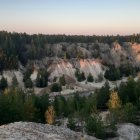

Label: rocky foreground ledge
[0,122,140,140]
[0,122,97,140]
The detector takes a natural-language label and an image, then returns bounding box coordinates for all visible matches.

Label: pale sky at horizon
[0,0,140,35]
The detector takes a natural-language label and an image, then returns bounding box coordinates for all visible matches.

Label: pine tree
[85,114,106,139]
[59,75,66,86]
[96,81,110,109]
[24,96,36,121]
[87,73,94,82]
[36,70,48,88]
[75,69,86,82]
[45,106,55,125]
[25,78,33,88]
[0,76,8,90]
[107,91,121,110]
[12,76,18,87]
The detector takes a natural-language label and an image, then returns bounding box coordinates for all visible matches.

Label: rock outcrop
[0,122,140,140]
[110,123,140,140]
[0,122,97,140]
[116,123,140,140]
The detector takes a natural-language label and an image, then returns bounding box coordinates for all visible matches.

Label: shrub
[51,83,62,92]
[67,117,76,131]
[122,103,137,123]
[85,115,106,139]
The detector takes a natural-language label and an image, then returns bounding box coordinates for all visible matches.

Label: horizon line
[1,30,140,36]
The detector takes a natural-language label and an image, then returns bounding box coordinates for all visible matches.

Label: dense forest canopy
[0,31,140,44]
[0,31,140,71]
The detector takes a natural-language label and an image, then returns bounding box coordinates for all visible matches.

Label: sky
[0,0,140,35]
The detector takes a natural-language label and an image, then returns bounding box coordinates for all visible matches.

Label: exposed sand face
[48,59,104,81]
[0,70,24,88]
[131,43,140,62]
[79,59,104,78]
[30,70,38,81]
[48,60,76,81]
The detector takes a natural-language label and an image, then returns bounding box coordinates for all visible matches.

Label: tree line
[105,64,140,81]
